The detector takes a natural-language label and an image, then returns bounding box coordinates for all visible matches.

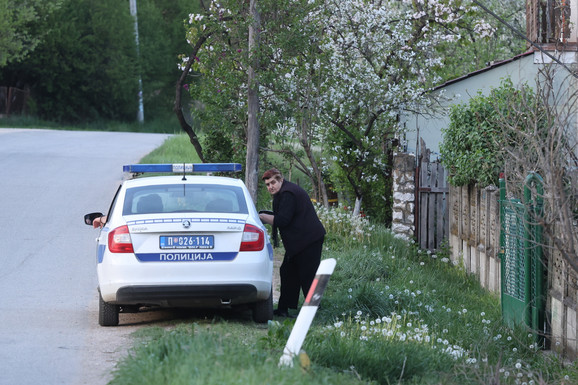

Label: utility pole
[130,0,144,123]
[246,0,260,202]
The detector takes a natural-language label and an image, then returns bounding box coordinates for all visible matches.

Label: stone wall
[392,152,416,240]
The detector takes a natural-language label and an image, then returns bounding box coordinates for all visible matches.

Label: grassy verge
[108,136,578,385]
[140,134,202,163]
[0,114,182,134]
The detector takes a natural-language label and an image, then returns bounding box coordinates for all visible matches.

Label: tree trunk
[299,108,328,207]
[246,0,261,203]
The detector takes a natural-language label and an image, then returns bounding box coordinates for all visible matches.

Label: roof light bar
[123,163,243,173]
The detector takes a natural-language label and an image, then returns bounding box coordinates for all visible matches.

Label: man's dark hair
[262,168,283,181]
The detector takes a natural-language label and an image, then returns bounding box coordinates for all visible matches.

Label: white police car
[84,163,274,326]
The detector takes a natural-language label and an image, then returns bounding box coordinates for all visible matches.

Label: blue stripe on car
[98,244,106,263]
[267,243,274,261]
[135,252,238,262]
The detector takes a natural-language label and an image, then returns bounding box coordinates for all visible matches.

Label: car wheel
[99,292,119,326]
[252,289,273,323]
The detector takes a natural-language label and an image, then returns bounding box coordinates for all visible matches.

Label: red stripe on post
[305,278,319,304]
[304,274,331,307]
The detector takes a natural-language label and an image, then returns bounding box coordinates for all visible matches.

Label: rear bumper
[97,250,273,305]
[113,284,260,307]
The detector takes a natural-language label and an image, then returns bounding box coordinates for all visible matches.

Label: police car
[84,163,274,326]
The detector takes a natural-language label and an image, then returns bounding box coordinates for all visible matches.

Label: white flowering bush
[315,203,375,245]
[324,311,466,359]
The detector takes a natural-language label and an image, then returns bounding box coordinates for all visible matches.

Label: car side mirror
[84,212,104,226]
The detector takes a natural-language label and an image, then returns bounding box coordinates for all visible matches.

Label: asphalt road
[0,129,171,385]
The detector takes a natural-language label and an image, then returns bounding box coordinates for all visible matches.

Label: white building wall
[402,54,537,157]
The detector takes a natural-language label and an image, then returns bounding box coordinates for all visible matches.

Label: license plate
[159,235,214,249]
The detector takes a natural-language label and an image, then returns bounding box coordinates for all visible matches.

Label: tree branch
[174,33,213,163]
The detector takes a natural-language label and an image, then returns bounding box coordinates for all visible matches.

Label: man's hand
[93,216,106,228]
[259,213,274,225]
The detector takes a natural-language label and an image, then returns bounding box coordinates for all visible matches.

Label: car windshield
[122,184,248,215]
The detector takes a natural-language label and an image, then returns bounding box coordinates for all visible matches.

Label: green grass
[140,134,202,163]
[0,114,183,133]
[110,322,364,385]
[104,131,578,384]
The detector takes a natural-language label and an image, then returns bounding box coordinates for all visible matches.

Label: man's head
[262,168,284,195]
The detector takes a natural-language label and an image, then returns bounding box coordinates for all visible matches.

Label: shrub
[440,78,541,187]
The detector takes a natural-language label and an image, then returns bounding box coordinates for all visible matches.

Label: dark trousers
[277,237,324,310]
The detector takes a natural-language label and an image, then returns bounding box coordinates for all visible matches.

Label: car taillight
[108,225,134,253]
[240,224,265,252]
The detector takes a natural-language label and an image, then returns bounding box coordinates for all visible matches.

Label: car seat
[137,194,163,214]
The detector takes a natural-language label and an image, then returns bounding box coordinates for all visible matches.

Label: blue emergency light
[123,163,243,173]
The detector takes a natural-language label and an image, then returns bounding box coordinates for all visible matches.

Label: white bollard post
[279,258,337,367]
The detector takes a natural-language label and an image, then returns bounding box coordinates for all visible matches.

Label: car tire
[252,289,273,323]
[99,292,119,327]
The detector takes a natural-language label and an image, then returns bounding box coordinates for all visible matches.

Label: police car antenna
[181,163,187,181]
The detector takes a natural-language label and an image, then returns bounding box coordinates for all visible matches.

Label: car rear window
[122,184,248,215]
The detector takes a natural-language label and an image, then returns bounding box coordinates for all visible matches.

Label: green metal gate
[499,173,546,345]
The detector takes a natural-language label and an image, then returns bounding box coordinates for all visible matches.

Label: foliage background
[0,0,195,123]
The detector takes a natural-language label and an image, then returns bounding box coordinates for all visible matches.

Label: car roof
[123,175,246,188]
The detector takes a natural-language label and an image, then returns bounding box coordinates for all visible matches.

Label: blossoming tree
[180,0,501,218]
[289,0,496,218]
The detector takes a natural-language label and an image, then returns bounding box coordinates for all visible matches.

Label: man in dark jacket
[259,168,326,317]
